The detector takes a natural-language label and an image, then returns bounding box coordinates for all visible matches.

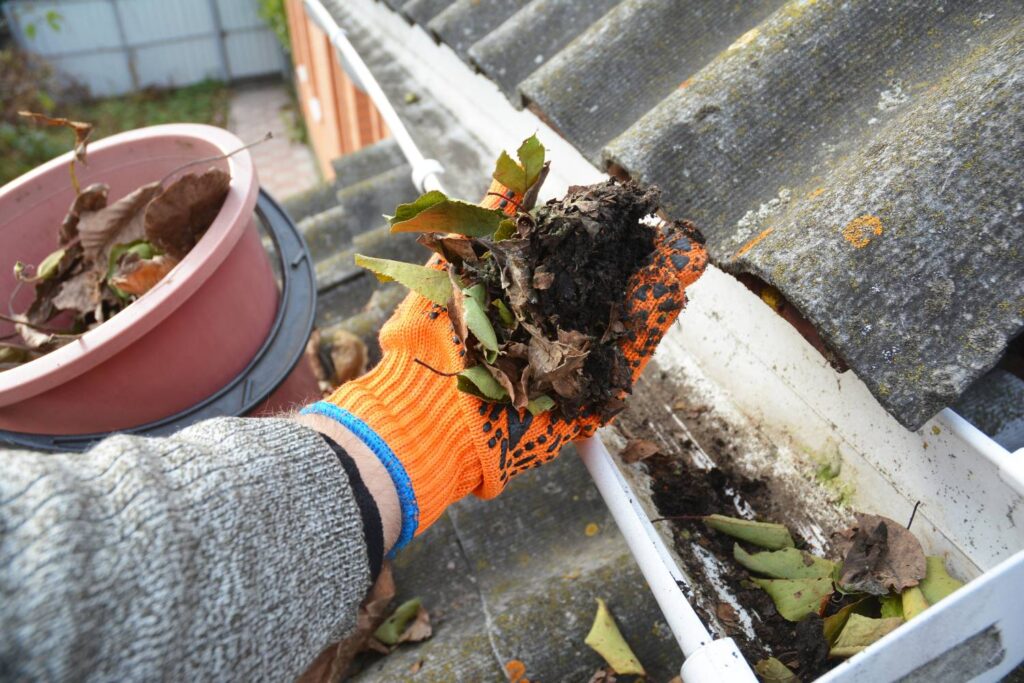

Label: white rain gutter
[301,1,757,679]
[302,0,444,194]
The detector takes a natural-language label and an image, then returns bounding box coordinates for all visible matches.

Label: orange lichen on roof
[808,187,826,199]
[842,214,884,248]
[506,660,531,683]
[733,227,775,260]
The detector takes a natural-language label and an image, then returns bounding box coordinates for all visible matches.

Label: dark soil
[464,179,667,419]
[646,454,833,679]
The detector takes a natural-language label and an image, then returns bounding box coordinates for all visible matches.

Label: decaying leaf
[822,598,873,646]
[417,233,478,265]
[355,254,453,306]
[144,168,231,259]
[751,577,834,622]
[704,514,795,550]
[526,394,555,416]
[587,667,618,683]
[901,586,928,621]
[374,597,428,646]
[52,268,101,315]
[492,298,516,327]
[584,598,645,676]
[329,330,369,385]
[397,605,432,644]
[733,545,835,580]
[837,514,926,595]
[79,182,162,260]
[754,657,798,682]
[828,614,903,658]
[60,182,109,243]
[620,439,660,463]
[462,284,499,361]
[919,556,964,605]
[457,365,509,402]
[879,594,903,620]
[19,110,92,163]
[387,190,505,237]
[110,254,178,296]
[11,315,55,350]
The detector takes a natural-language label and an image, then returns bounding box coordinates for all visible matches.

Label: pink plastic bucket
[0,124,313,435]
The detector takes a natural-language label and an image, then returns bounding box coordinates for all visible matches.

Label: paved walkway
[228,81,320,201]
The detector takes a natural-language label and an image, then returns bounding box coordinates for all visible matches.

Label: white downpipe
[578,437,758,681]
[302,1,756,677]
[301,0,446,194]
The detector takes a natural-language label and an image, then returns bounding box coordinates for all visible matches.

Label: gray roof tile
[605,1,1024,428]
[401,0,455,26]
[373,0,1024,429]
[467,0,620,104]
[426,0,531,59]
[520,0,783,162]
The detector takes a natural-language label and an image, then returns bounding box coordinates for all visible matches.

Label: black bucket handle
[0,190,317,452]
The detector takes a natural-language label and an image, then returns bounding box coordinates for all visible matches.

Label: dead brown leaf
[19,111,92,163]
[486,361,521,409]
[79,182,162,260]
[110,254,178,296]
[11,315,54,350]
[297,563,396,683]
[397,605,432,643]
[409,659,424,674]
[60,183,108,244]
[838,513,926,595]
[53,268,101,314]
[587,667,618,683]
[620,439,660,463]
[330,330,368,385]
[144,167,231,259]
[418,234,477,265]
[532,267,554,290]
[446,268,468,342]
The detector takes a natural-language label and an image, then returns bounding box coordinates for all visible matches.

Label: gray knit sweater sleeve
[0,417,372,682]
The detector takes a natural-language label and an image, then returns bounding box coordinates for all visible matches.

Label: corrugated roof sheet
[367,0,1024,430]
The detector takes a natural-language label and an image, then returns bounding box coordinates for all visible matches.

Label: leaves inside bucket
[2,115,269,371]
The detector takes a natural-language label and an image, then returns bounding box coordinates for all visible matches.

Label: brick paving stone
[228,81,320,201]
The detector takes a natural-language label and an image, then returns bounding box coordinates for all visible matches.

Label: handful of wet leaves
[702,512,964,680]
[1,113,251,372]
[358,135,684,419]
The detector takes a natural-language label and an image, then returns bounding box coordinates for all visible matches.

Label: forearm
[0,417,374,681]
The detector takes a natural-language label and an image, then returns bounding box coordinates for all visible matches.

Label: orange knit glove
[303,180,707,549]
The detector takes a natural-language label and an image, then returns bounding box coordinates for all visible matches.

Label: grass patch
[1,79,230,186]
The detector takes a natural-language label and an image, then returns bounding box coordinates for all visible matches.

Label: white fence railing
[4,0,286,97]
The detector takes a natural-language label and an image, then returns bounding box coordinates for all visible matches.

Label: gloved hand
[303,179,707,549]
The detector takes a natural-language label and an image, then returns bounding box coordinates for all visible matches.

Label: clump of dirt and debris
[358,135,699,420]
[464,178,661,417]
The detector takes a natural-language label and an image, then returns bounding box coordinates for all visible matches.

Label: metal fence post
[109,0,139,91]
[206,0,232,82]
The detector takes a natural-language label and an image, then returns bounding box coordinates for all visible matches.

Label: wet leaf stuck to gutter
[828,614,903,658]
[733,545,835,580]
[754,657,798,682]
[751,577,834,622]
[703,514,795,550]
[620,439,660,463]
[837,513,926,595]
